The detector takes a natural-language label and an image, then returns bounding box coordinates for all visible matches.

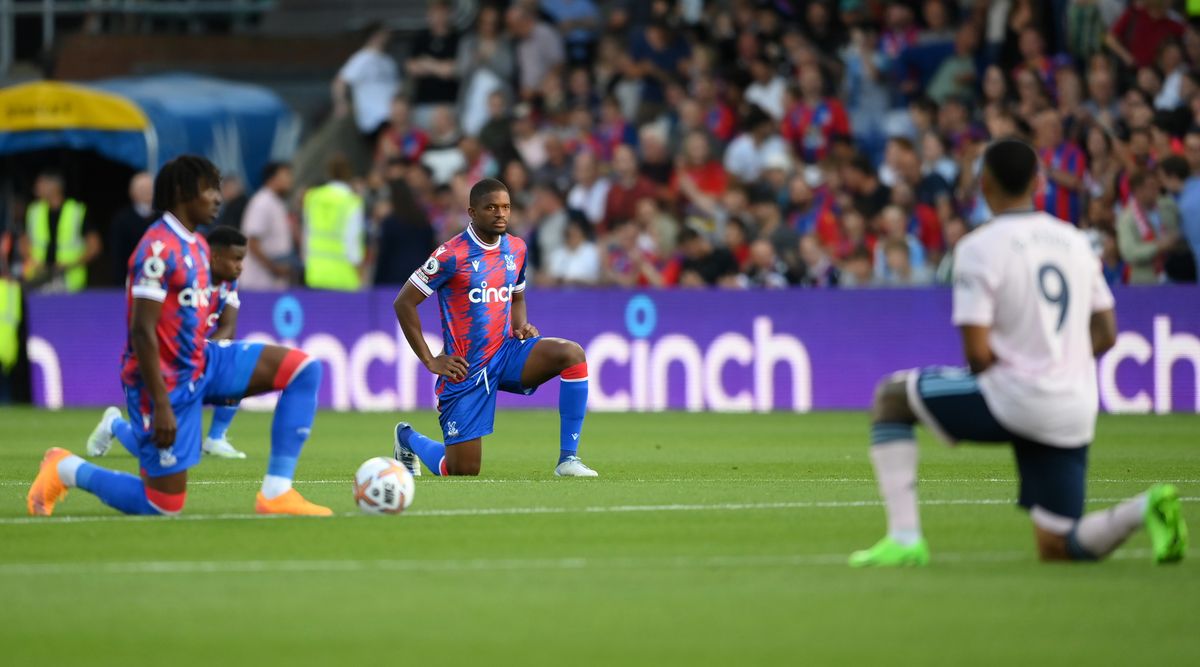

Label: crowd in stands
[9,0,1200,291]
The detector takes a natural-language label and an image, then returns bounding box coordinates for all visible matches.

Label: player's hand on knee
[513,323,539,340]
[426,354,468,382]
[152,404,177,448]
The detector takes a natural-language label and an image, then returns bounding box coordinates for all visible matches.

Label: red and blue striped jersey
[408,225,528,379]
[205,279,240,337]
[1036,142,1087,225]
[120,213,215,391]
[781,99,851,164]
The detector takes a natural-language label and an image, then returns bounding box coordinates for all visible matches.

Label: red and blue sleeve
[130,235,177,303]
[408,246,457,297]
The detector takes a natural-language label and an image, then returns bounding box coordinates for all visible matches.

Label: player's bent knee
[274,349,321,391]
[562,340,586,367]
[872,377,913,424]
[145,487,187,516]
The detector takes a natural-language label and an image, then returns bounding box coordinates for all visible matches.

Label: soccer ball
[353,457,415,515]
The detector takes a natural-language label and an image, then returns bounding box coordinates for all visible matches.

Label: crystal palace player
[850,139,1187,567]
[86,226,249,460]
[28,156,330,516]
[391,178,597,477]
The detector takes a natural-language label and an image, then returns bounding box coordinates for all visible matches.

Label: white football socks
[57,454,86,488]
[261,475,293,500]
[870,441,922,546]
[1072,493,1148,558]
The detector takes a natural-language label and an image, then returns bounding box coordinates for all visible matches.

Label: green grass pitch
[0,407,1197,665]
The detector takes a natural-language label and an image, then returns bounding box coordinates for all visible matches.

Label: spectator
[1159,156,1199,282]
[738,239,790,289]
[1033,108,1087,224]
[724,106,789,184]
[876,238,932,286]
[781,67,851,165]
[21,171,100,293]
[1099,227,1128,286]
[744,57,788,120]
[333,22,399,144]
[841,25,890,161]
[628,18,692,121]
[566,151,610,226]
[377,98,430,165]
[302,155,366,291]
[240,162,296,291]
[108,171,154,284]
[374,179,436,285]
[1066,0,1107,63]
[456,4,514,137]
[541,0,601,66]
[500,159,533,213]
[545,214,602,286]
[786,175,841,249]
[638,125,675,197]
[407,0,461,127]
[1106,0,1185,70]
[1178,150,1200,278]
[527,182,570,273]
[723,216,751,270]
[873,205,927,284]
[604,144,658,231]
[1083,65,1120,129]
[693,74,736,145]
[841,153,891,221]
[839,246,875,288]
[632,197,678,257]
[1155,40,1188,111]
[797,234,839,287]
[604,219,664,287]
[508,4,566,102]
[934,216,968,284]
[928,24,979,105]
[670,226,739,288]
[534,134,574,194]
[672,130,729,213]
[1117,169,1181,284]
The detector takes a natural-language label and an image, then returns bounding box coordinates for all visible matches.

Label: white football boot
[202,437,247,459]
[393,422,422,477]
[554,456,599,477]
[85,406,122,457]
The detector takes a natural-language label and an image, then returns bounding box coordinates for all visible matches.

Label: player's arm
[1090,309,1117,358]
[211,305,238,341]
[958,325,997,374]
[394,282,466,381]
[510,289,539,340]
[130,298,176,447]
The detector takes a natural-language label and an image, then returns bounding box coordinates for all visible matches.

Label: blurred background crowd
[4,0,1200,293]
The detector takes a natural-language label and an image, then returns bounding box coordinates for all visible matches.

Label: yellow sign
[0,81,148,132]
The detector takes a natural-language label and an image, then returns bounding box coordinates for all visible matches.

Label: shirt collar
[163,212,197,244]
[467,223,501,250]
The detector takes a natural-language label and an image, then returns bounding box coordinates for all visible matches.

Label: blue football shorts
[436,336,541,445]
[905,366,1090,520]
[123,340,263,477]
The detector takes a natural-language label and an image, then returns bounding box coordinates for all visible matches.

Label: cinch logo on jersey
[468,281,514,304]
[177,280,212,308]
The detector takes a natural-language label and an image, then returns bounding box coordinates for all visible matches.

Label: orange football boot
[27,447,74,516]
[255,488,333,516]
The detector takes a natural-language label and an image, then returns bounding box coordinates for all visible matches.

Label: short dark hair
[469,178,508,208]
[206,225,247,249]
[153,155,220,212]
[1159,155,1191,181]
[847,153,875,177]
[260,161,291,185]
[1128,168,1157,191]
[982,138,1039,197]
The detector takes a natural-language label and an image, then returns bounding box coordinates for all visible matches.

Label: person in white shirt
[239,162,295,291]
[332,22,400,139]
[545,215,601,286]
[566,151,610,226]
[723,106,790,184]
[850,139,1187,568]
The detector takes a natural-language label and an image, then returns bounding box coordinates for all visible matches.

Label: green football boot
[1145,484,1188,564]
[849,536,931,568]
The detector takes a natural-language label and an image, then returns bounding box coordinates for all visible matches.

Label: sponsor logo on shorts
[447,421,459,438]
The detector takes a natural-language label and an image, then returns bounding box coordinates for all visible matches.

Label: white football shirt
[952,211,1115,447]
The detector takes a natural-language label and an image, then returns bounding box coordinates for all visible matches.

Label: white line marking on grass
[2,478,1197,488]
[0,548,1157,577]
[0,497,1194,526]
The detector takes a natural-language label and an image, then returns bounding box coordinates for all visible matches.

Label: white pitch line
[0,497,1194,526]
[0,548,1158,577]
[2,477,1198,488]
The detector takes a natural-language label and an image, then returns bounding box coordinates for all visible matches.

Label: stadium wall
[25,288,1200,414]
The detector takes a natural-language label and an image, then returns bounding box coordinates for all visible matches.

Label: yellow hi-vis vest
[26,199,88,292]
[302,184,362,291]
[0,277,20,373]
